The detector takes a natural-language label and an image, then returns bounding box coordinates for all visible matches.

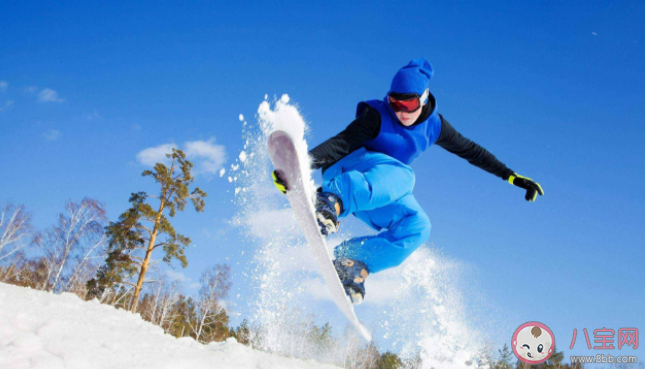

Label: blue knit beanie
[390,58,434,95]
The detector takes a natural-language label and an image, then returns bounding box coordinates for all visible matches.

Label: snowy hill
[0,283,338,369]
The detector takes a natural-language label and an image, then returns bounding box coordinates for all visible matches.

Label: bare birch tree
[191,264,232,343]
[0,203,33,262]
[135,270,183,331]
[43,198,108,293]
[152,280,183,331]
[0,251,28,283]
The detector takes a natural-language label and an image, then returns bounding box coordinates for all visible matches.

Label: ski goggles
[387,90,429,113]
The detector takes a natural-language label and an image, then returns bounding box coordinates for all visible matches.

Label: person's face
[395,101,426,126]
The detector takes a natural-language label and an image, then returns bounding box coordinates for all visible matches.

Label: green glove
[508,173,544,202]
[272,170,288,194]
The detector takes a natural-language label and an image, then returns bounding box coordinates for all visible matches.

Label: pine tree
[310,322,333,347]
[200,309,232,343]
[492,344,514,369]
[544,345,565,368]
[231,319,251,345]
[167,294,198,338]
[86,148,206,311]
[377,351,402,369]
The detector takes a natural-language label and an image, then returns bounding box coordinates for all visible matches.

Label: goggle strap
[420,89,429,104]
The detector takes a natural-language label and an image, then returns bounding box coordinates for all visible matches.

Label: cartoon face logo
[512,321,555,365]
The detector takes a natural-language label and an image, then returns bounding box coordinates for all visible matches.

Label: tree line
[0,149,590,368]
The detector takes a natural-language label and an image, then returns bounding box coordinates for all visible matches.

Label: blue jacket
[358,93,442,165]
[309,92,514,180]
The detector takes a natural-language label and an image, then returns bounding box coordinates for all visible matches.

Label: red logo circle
[512,321,555,365]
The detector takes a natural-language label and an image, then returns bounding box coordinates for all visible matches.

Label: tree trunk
[129,193,166,312]
[150,287,159,324]
[51,244,71,292]
[196,307,209,343]
[130,228,158,311]
[64,235,104,292]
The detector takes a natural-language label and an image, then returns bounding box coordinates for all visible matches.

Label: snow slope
[0,283,339,369]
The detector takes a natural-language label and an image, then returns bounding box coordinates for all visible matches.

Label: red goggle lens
[388,95,421,112]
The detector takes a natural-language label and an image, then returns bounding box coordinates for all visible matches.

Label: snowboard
[267,130,372,342]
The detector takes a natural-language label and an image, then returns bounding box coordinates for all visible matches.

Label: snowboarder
[272,58,544,304]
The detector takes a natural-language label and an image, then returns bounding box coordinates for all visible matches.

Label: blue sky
[1,0,644,363]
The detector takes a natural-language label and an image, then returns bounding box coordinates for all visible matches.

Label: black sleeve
[435,115,515,180]
[309,104,381,170]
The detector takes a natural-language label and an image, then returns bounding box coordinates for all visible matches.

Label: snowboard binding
[333,258,369,305]
[315,191,342,236]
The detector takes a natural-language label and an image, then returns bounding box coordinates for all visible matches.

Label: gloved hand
[508,173,544,202]
[272,170,288,194]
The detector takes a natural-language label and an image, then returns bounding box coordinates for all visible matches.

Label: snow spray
[232,95,497,368]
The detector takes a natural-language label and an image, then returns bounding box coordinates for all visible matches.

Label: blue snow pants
[322,148,431,274]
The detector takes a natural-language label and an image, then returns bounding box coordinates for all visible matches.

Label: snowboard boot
[315,191,342,236]
[333,258,369,305]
